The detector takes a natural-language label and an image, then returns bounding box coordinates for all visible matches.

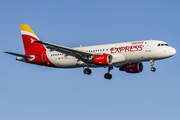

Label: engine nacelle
[93,54,112,65]
[119,62,143,73]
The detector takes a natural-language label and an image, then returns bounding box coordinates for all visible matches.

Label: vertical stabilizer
[20,24,46,55]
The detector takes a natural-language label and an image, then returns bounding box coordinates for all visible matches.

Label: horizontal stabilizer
[4,51,33,59]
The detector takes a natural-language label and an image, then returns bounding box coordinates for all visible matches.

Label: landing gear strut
[150,60,156,72]
[104,66,113,80]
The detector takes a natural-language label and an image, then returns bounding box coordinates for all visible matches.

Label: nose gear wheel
[151,67,156,72]
[150,60,156,72]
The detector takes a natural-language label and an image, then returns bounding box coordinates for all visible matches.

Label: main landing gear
[150,60,156,72]
[83,66,113,80]
[104,66,113,80]
[83,68,92,75]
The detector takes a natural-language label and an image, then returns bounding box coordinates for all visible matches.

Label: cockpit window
[157,43,169,47]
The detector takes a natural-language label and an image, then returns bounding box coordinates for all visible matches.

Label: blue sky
[1,0,180,120]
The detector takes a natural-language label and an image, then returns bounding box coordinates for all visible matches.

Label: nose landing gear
[150,60,156,72]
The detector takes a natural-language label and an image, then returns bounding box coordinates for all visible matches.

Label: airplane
[4,24,176,80]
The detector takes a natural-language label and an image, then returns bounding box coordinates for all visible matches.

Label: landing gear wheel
[150,60,156,72]
[83,68,92,75]
[104,73,112,80]
[151,67,156,72]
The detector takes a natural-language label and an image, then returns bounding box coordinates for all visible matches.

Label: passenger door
[145,41,152,52]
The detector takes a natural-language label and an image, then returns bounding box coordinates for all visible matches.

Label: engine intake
[119,62,143,73]
[93,54,112,65]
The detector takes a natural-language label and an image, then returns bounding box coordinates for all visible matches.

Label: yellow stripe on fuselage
[20,24,36,36]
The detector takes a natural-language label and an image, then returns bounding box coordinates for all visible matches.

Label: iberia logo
[102,57,104,59]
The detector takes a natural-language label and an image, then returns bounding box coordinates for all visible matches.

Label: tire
[151,67,156,72]
[83,68,92,75]
[104,73,112,80]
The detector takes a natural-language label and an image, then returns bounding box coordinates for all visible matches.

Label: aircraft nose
[170,47,176,56]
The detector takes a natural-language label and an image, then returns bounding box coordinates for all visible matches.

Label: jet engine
[119,62,143,73]
[93,54,113,65]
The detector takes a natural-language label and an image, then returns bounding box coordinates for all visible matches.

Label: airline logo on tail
[30,38,35,43]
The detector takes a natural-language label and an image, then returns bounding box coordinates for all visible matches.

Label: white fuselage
[45,40,176,68]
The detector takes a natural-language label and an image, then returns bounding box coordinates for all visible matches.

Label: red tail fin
[20,24,46,55]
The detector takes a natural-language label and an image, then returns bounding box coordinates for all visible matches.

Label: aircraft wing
[35,40,94,62]
[4,51,33,59]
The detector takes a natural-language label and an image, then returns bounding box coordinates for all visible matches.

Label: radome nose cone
[172,48,176,55]
[171,48,176,56]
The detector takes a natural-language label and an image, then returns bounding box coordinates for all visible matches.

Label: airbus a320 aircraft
[4,24,176,79]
